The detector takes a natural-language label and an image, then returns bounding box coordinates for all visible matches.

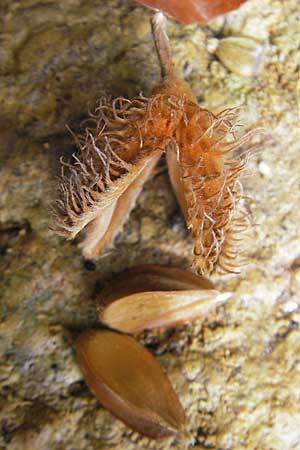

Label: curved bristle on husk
[54,94,184,258]
[98,265,231,333]
[167,104,254,276]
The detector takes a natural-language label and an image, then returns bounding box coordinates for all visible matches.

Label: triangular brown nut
[98,265,231,333]
[76,329,187,440]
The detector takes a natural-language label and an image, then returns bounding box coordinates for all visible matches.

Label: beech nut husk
[76,329,188,440]
[55,12,256,276]
[98,265,231,333]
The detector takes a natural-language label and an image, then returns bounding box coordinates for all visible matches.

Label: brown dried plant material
[98,265,231,332]
[55,95,184,258]
[136,0,248,24]
[55,12,253,275]
[76,330,188,440]
[151,13,254,275]
[166,105,252,275]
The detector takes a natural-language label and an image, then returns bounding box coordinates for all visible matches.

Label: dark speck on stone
[0,245,7,257]
[83,259,96,271]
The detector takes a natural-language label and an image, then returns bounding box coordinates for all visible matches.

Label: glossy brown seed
[98,265,231,333]
[76,330,187,439]
[136,0,248,24]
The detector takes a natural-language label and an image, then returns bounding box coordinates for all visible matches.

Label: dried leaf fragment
[76,329,187,439]
[98,265,231,332]
[136,0,248,24]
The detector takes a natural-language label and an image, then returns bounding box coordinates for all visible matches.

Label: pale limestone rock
[1,1,300,449]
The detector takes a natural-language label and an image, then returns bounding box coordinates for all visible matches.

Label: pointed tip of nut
[215,291,232,303]
[178,427,195,446]
[154,10,167,23]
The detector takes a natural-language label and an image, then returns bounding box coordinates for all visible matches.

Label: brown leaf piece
[98,265,231,332]
[136,0,248,24]
[76,329,187,439]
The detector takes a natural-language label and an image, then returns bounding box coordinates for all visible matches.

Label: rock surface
[1,1,300,449]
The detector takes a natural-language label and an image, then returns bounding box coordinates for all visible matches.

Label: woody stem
[151,12,176,79]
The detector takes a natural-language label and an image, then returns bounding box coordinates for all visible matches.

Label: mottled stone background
[1,1,300,449]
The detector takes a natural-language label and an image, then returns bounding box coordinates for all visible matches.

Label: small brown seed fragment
[216,36,265,77]
[98,265,231,333]
[76,329,187,439]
